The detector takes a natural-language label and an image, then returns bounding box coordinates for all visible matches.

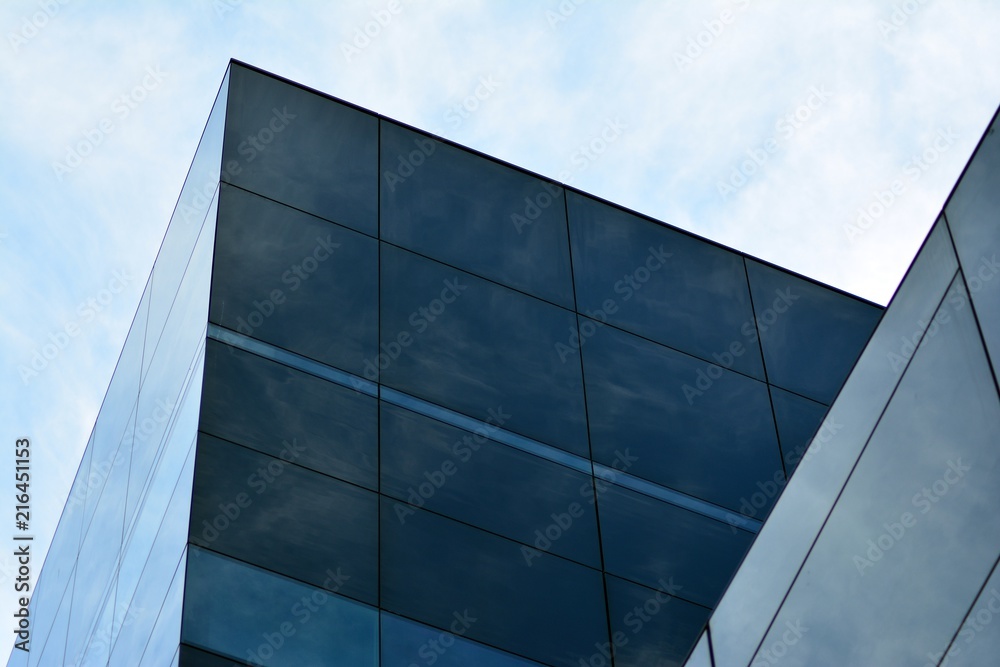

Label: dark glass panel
[379,244,588,456]
[380,402,600,568]
[745,259,881,403]
[685,632,714,667]
[567,192,764,378]
[582,322,783,514]
[209,184,378,375]
[190,434,378,605]
[179,644,250,666]
[380,121,574,307]
[182,547,378,667]
[380,498,608,667]
[199,338,377,489]
[769,386,828,477]
[709,218,958,667]
[751,278,1000,665]
[223,64,377,235]
[380,612,546,667]
[605,575,710,667]
[597,483,754,608]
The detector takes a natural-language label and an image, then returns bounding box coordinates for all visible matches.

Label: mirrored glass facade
[12,61,905,666]
[687,109,1000,667]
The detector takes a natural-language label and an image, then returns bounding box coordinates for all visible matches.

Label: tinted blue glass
[130,192,215,528]
[597,483,754,608]
[380,402,601,568]
[582,322,783,514]
[937,562,1000,666]
[223,64,377,235]
[35,570,72,667]
[751,278,1000,665]
[745,259,881,403]
[380,498,608,667]
[138,552,186,667]
[76,580,116,667]
[145,66,227,382]
[190,434,378,605]
[209,184,378,375]
[605,575,709,667]
[380,121,574,307]
[380,612,547,667]
[178,645,248,666]
[199,339,377,488]
[112,438,196,667]
[944,112,1000,375]
[769,386,828,477]
[567,192,764,378]
[379,244,588,456]
[709,218,958,667]
[182,547,378,667]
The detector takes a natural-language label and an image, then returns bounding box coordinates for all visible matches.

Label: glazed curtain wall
[181,63,880,667]
[688,108,1000,666]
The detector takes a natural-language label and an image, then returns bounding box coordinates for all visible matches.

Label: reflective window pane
[769,386,828,477]
[582,322,783,514]
[379,244,588,456]
[936,562,1000,666]
[567,192,764,378]
[597,483,754,608]
[381,612,546,667]
[190,434,378,605]
[605,575,709,667]
[179,644,249,666]
[209,184,378,375]
[685,632,713,667]
[709,218,958,667]
[223,64,378,235]
[944,111,1000,375]
[380,402,601,568]
[752,278,1000,665]
[182,546,378,667]
[745,259,881,403]
[380,121,574,307]
[381,498,608,667]
[199,338,377,489]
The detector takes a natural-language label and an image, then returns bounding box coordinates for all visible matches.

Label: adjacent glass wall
[686,108,1000,667]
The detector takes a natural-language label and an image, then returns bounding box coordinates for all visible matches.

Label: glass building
[26,58,999,666]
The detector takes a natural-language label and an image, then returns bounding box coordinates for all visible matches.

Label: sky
[2,0,1000,661]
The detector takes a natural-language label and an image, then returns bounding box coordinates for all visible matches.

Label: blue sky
[3,0,1000,660]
